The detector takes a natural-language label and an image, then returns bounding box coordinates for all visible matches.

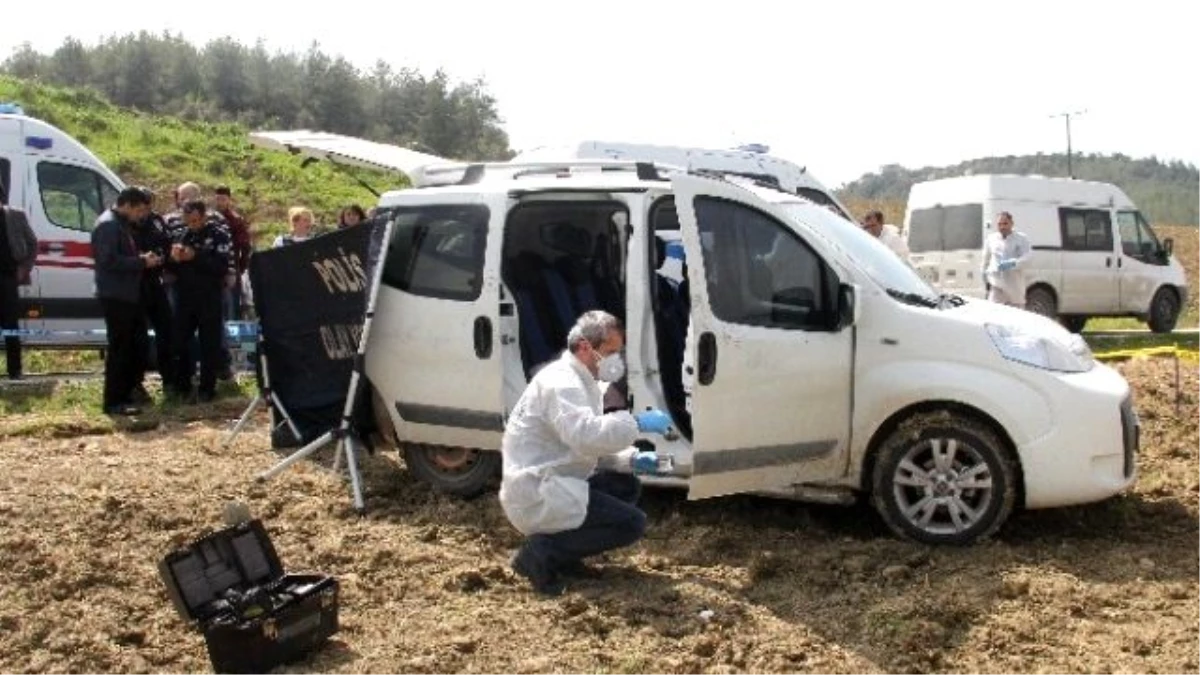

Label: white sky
[6,0,1196,187]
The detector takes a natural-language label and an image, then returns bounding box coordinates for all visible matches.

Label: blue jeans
[523,471,647,573]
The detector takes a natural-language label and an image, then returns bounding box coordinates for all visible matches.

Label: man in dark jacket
[1,188,38,381]
[167,199,232,403]
[92,187,159,415]
[130,187,177,400]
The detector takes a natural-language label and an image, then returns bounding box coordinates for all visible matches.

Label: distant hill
[0,76,394,242]
[837,154,1199,225]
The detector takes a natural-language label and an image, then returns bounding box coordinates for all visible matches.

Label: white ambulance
[1,104,123,346]
[903,174,1189,332]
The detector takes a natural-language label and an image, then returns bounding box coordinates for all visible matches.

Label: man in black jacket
[1,187,38,381]
[130,187,177,400]
[167,199,232,403]
[92,187,160,415]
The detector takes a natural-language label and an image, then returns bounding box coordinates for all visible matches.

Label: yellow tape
[1094,345,1181,361]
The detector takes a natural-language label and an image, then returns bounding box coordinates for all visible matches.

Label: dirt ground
[0,357,1196,674]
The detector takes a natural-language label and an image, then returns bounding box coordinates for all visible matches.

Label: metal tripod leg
[256,428,366,512]
[223,393,262,447]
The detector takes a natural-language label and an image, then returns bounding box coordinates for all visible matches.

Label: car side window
[381,204,488,301]
[693,196,834,331]
[0,156,11,202]
[36,162,117,232]
[1059,208,1113,251]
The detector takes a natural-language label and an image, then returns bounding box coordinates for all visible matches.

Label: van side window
[694,196,834,331]
[36,162,118,232]
[1058,208,1113,251]
[381,204,488,301]
[0,156,10,202]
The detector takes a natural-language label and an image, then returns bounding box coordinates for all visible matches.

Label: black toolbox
[158,519,339,674]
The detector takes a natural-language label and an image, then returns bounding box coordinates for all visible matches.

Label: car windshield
[780,202,942,305]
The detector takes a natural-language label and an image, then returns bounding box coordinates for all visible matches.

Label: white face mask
[597,352,626,383]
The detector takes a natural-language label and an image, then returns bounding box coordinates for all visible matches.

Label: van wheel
[871,411,1018,545]
[1147,288,1180,334]
[1061,316,1088,333]
[403,443,500,498]
[1025,287,1057,321]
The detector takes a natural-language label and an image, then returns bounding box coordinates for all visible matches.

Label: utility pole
[1050,109,1087,178]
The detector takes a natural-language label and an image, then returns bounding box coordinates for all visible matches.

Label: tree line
[2,34,513,162]
[837,153,1199,225]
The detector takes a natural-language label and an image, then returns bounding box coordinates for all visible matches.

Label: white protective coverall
[499,351,640,536]
[982,229,1033,306]
[878,224,912,265]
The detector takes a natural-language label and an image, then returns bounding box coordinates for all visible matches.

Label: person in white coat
[981,211,1033,307]
[862,210,911,265]
[500,310,674,595]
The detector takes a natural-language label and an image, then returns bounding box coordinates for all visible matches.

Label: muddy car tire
[1147,287,1180,334]
[403,443,500,498]
[1060,315,1088,333]
[871,411,1018,545]
[1025,286,1057,322]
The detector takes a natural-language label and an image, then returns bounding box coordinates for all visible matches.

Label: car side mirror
[1163,237,1174,258]
[836,283,860,330]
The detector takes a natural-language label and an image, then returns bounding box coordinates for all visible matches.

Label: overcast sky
[6,0,1196,187]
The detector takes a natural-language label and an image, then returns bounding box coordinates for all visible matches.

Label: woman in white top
[272,206,315,248]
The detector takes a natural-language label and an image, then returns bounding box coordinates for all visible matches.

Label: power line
[1050,109,1087,178]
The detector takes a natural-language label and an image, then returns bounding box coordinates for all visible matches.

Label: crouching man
[500,310,674,596]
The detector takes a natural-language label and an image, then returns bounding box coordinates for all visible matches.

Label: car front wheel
[871,411,1018,545]
[403,443,500,498]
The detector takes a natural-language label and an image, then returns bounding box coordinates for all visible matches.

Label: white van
[903,174,1189,333]
[0,106,123,346]
[361,159,1140,545]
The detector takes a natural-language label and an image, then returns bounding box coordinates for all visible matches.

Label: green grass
[0,76,404,242]
[0,375,255,438]
[1086,313,1200,332]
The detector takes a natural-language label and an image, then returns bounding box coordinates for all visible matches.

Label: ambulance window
[37,162,114,232]
[0,157,10,202]
[1059,208,1113,251]
[382,204,488,301]
[694,196,834,331]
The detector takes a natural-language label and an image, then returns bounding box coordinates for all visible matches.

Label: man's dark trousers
[1,275,21,378]
[172,290,222,396]
[524,472,647,573]
[135,280,174,390]
[101,298,142,409]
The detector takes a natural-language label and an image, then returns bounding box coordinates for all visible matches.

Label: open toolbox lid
[158,519,285,623]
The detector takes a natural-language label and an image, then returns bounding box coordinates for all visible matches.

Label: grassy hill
[0,76,399,243]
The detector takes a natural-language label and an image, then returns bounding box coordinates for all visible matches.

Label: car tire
[1061,315,1088,333]
[1025,286,1057,322]
[871,411,1018,545]
[403,443,500,499]
[1147,287,1180,334]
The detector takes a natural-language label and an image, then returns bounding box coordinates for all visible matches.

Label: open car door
[672,173,855,500]
[248,130,453,184]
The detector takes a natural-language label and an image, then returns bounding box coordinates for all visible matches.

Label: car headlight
[985,323,1094,373]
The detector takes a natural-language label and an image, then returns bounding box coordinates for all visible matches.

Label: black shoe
[7,372,22,381]
[511,547,565,597]
[559,560,602,579]
[104,404,142,416]
[217,366,233,382]
[198,390,216,403]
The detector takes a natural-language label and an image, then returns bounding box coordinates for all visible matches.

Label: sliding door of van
[671,174,852,500]
[364,194,506,449]
[1057,208,1118,313]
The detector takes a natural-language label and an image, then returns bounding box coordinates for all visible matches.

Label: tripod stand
[223,335,302,448]
[254,219,393,512]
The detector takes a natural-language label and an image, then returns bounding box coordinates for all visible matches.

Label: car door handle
[473,316,493,359]
[697,331,717,386]
[1105,257,1112,268]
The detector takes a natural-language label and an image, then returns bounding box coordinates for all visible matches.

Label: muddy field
[0,356,1196,674]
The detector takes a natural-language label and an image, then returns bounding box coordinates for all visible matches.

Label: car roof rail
[410,159,682,187]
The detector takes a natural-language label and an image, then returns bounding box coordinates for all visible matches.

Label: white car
[359,159,1139,545]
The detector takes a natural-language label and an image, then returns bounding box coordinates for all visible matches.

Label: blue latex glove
[631,450,660,475]
[997,259,1016,272]
[635,409,672,435]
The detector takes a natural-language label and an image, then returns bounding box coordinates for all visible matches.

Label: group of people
[93,180,371,416]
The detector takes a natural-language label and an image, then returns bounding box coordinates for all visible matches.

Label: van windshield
[781,203,940,304]
[907,203,984,252]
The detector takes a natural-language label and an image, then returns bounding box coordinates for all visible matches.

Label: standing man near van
[862,210,911,265]
[982,211,1033,307]
[130,187,177,400]
[500,310,675,596]
[0,191,37,381]
[93,187,160,415]
[167,200,232,403]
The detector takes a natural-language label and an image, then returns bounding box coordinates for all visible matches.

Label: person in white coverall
[500,310,674,596]
[981,211,1033,307]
